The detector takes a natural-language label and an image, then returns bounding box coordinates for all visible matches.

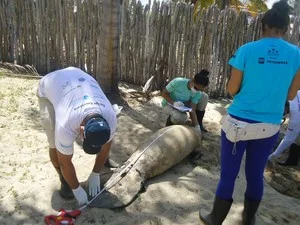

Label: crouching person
[268,91,300,166]
[37,67,117,206]
[270,134,300,166]
[161,69,210,132]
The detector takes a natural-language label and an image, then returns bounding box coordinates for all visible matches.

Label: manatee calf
[89,125,201,208]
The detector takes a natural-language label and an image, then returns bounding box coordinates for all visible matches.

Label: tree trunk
[97,0,121,94]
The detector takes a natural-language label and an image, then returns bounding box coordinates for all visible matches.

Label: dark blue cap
[83,116,110,154]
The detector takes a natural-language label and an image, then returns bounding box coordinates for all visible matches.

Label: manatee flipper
[88,190,124,208]
[89,169,144,208]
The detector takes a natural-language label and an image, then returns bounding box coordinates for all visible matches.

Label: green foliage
[194,0,214,9]
[246,0,268,15]
[188,0,268,18]
[193,0,214,18]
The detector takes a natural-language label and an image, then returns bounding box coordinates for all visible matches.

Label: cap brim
[83,140,102,155]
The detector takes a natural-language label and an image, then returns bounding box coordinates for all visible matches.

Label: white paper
[167,102,192,112]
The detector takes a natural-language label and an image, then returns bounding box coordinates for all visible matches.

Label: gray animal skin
[89,125,201,208]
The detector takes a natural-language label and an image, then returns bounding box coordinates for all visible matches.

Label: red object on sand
[44,208,81,225]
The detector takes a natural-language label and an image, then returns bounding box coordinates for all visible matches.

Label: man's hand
[174,101,184,108]
[88,172,100,197]
[72,186,88,206]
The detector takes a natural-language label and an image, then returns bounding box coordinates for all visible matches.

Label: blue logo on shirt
[258,58,265,64]
[79,78,85,82]
[267,48,279,56]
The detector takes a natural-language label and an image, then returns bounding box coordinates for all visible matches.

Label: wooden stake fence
[1,0,299,97]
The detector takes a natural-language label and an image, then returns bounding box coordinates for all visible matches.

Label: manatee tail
[88,169,144,208]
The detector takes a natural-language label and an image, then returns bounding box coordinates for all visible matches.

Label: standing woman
[200,1,300,225]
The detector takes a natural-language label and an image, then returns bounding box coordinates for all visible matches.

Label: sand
[0,73,299,225]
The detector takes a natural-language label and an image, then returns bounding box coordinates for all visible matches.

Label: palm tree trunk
[97,0,121,94]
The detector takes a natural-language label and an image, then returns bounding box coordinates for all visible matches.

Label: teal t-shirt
[161,77,201,107]
[228,38,300,124]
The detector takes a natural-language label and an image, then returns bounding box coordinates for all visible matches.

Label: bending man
[37,67,117,206]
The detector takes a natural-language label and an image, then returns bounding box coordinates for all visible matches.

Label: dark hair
[194,69,209,87]
[261,0,291,34]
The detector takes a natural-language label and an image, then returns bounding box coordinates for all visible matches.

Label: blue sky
[139,0,277,9]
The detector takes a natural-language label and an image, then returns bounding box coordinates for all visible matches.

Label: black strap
[83,113,102,125]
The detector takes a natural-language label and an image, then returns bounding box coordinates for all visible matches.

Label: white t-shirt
[289,90,300,125]
[37,67,117,155]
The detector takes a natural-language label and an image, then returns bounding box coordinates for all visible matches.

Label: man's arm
[162,89,175,105]
[92,140,113,173]
[227,67,243,96]
[86,140,112,197]
[189,102,199,126]
[56,151,80,189]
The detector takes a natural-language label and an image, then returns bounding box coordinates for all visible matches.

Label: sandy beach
[0,72,299,225]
